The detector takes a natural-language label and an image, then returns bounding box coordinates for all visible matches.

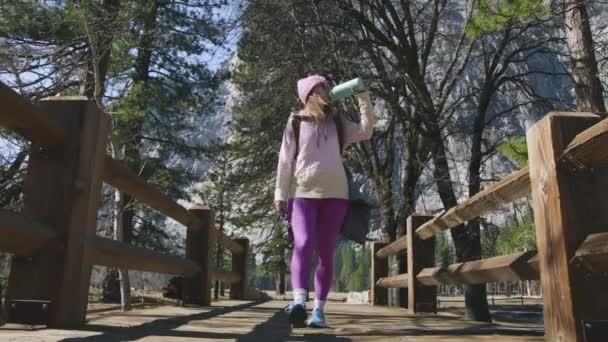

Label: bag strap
[334,114,344,156]
[290,115,305,161]
[290,113,344,161]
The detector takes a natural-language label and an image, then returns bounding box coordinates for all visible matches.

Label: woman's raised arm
[342,91,374,145]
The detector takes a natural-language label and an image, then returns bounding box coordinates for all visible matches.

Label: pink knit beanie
[297,75,328,104]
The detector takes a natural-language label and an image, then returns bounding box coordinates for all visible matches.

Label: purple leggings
[287,198,349,301]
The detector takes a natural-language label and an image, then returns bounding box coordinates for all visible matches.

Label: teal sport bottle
[329,78,366,101]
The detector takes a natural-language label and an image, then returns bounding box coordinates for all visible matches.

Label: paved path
[0,300,544,341]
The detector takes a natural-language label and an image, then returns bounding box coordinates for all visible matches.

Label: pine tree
[0,0,228,307]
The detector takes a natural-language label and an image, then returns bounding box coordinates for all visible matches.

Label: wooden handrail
[103,157,245,255]
[89,236,200,277]
[0,82,66,147]
[376,273,409,288]
[562,115,608,168]
[571,232,608,273]
[416,166,530,240]
[215,230,246,255]
[102,156,196,227]
[211,268,242,283]
[375,236,407,259]
[0,210,58,255]
[416,251,539,286]
[528,254,539,272]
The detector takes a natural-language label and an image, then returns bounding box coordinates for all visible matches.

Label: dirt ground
[0,297,544,341]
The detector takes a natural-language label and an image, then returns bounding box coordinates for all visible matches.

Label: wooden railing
[371,112,608,342]
[0,82,249,328]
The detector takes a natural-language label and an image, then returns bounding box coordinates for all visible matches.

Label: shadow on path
[235,306,351,342]
[346,326,544,338]
[23,300,541,341]
[60,300,351,342]
[60,300,268,341]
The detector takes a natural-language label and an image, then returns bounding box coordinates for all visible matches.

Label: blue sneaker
[285,303,307,328]
[307,308,328,328]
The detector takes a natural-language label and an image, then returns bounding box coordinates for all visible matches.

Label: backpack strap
[290,113,344,160]
[290,113,312,161]
[291,115,301,161]
[333,114,344,156]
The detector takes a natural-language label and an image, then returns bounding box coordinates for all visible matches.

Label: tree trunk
[113,188,131,311]
[102,269,121,303]
[276,269,286,295]
[431,130,492,322]
[80,0,121,100]
[214,248,225,299]
[460,92,493,322]
[563,0,606,113]
[214,237,223,299]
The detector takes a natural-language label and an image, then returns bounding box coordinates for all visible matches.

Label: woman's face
[312,83,330,102]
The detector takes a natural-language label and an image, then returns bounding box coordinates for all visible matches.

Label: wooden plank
[200,211,244,255]
[183,207,212,306]
[407,215,436,314]
[6,99,109,328]
[562,115,608,168]
[416,268,442,287]
[415,251,539,286]
[376,273,409,288]
[211,268,241,283]
[375,236,407,259]
[416,166,530,240]
[528,254,540,272]
[0,82,65,147]
[229,238,249,300]
[370,242,388,305]
[0,210,58,256]
[217,232,245,255]
[89,236,200,277]
[527,112,608,342]
[103,161,243,254]
[571,232,608,274]
[102,156,196,228]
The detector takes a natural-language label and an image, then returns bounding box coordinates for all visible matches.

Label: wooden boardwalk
[0,300,544,341]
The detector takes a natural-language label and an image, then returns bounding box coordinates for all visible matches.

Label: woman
[274,74,374,328]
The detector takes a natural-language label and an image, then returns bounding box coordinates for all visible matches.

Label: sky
[204,2,243,71]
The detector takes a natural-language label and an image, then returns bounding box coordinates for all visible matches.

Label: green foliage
[495,137,534,255]
[497,216,536,254]
[468,0,548,37]
[0,1,79,42]
[497,136,528,166]
[337,243,356,291]
[333,241,369,292]
[258,224,289,277]
[481,221,501,257]
[435,232,455,266]
[348,246,370,291]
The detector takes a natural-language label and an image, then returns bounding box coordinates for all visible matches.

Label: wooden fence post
[371,242,389,305]
[527,112,608,342]
[407,215,436,314]
[229,238,249,300]
[183,206,212,306]
[6,98,109,327]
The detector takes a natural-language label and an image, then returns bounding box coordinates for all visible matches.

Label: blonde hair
[305,92,332,123]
